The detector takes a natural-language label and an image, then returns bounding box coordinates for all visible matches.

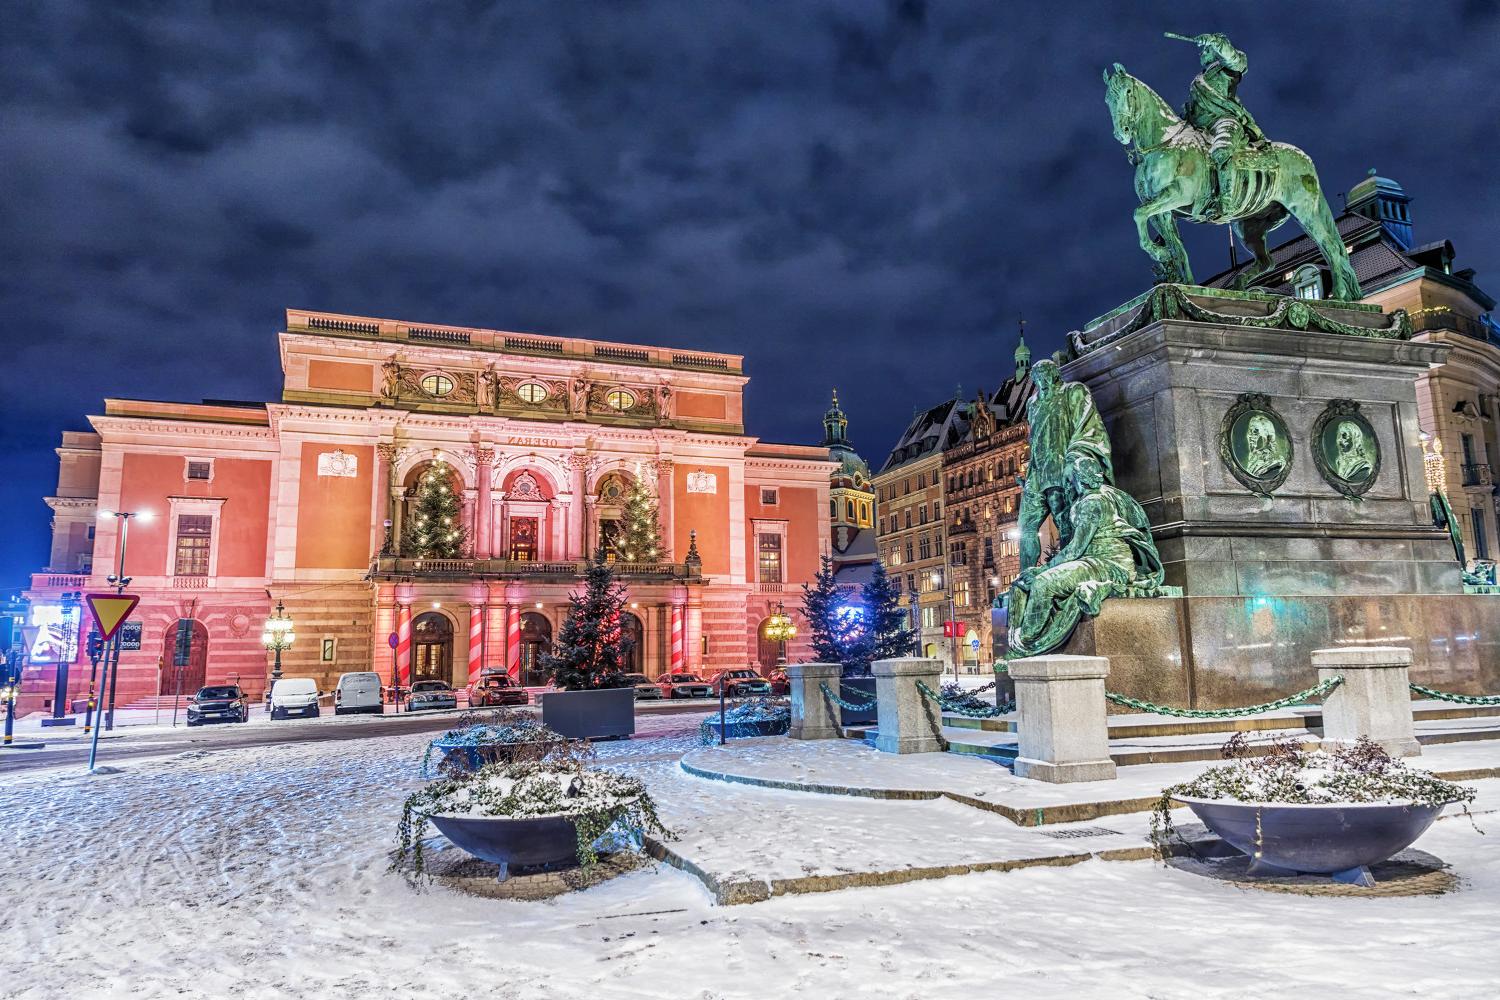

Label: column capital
[377,442,408,463]
[467,446,497,467]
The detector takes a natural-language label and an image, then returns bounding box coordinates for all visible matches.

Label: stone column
[374,443,393,556]
[1009,655,1116,783]
[569,454,589,558]
[871,657,945,754]
[787,662,842,740]
[1312,646,1421,757]
[656,458,675,559]
[471,447,494,558]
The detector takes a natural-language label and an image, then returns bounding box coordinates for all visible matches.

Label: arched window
[1293,264,1322,300]
[519,612,552,687]
[411,611,453,683]
[620,612,644,674]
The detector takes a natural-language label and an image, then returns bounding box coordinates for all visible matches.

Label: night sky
[5,1,1499,588]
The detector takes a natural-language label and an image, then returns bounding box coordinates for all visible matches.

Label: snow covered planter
[699,698,791,744]
[394,759,671,882]
[1153,735,1477,886]
[420,709,579,777]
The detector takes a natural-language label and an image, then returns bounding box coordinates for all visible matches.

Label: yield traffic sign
[86,593,140,643]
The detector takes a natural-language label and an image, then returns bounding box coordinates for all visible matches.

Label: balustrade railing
[1461,463,1491,487]
[370,556,698,580]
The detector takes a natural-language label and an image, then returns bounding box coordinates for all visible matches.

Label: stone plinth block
[871,657,945,755]
[1009,655,1117,783]
[787,663,843,740]
[1312,646,1420,758]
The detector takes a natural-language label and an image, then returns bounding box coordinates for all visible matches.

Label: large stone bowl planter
[700,717,790,742]
[1174,795,1452,886]
[428,813,579,881]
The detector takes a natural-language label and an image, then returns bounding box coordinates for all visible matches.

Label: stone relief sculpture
[1007,359,1168,657]
[380,356,401,401]
[1311,399,1380,498]
[479,364,499,411]
[571,379,589,415]
[1219,393,1293,495]
[1102,33,1361,299]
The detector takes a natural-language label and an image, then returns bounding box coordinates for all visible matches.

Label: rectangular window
[955,580,970,608]
[845,500,855,519]
[904,509,912,529]
[1473,509,1490,561]
[918,505,928,525]
[761,487,779,506]
[173,514,213,577]
[921,606,938,629]
[905,541,914,563]
[757,533,783,583]
[186,460,212,481]
[918,535,932,560]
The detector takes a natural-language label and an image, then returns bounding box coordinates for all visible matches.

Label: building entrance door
[519,612,552,686]
[161,620,208,695]
[509,516,538,561]
[411,611,453,683]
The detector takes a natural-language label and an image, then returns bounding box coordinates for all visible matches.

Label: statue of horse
[1102,63,1362,301]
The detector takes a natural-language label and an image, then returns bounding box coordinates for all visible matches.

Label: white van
[269,678,321,720]
[334,672,383,715]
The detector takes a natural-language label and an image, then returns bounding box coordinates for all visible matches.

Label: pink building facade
[22,310,831,711]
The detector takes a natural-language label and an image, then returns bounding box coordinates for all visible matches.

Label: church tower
[823,389,876,574]
[1014,319,1031,379]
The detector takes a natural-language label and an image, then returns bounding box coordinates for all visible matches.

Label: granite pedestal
[1009,655,1117,783]
[1313,645,1422,758]
[786,663,842,741]
[871,657,944,755]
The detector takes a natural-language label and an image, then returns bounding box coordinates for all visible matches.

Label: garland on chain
[1409,682,1500,706]
[1106,675,1343,719]
[917,679,1015,718]
[819,681,876,711]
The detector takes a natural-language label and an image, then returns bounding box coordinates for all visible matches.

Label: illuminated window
[757,533,783,583]
[517,381,548,404]
[173,515,213,577]
[606,388,635,411]
[1292,265,1321,300]
[421,373,454,397]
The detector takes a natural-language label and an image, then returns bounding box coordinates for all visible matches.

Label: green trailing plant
[542,548,635,690]
[393,758,673,880]
[419,709,589,777]
[1150,735,1479,859]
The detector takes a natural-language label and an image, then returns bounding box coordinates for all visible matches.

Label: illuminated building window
[757,533,783,583]
[421,373,454,397]
[173,515,213,577]
[606,388,635,411]
[517,381,548,404]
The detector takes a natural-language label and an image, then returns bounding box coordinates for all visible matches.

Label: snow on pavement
[1,713,1495,999]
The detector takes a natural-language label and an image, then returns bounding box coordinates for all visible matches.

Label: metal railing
[370,555,698,580]
[1461,463,1491,487]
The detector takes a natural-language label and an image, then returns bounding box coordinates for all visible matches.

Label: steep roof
[877,397,969,474]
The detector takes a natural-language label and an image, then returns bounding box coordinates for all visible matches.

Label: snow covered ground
[2,713,1495,999]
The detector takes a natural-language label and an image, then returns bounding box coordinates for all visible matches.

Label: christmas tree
[612,475,664,563]
[852,560,918,671]
[800,555,862,670]
[403,459,466,558]
[542,548,635,690]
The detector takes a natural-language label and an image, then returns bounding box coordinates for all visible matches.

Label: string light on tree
[403,457,467,558]
[613,473,664,563]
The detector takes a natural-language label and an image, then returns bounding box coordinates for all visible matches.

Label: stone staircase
[121,695,194,712]
[848,699,1500,769]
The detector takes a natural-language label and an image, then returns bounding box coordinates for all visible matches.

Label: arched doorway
[411,611,453,683]
[756,618,779,671]
[519,611,552,687]
[161,620,208,695]
[621,611,644,673]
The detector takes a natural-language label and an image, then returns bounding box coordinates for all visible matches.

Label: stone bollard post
[871,657,945,754]
[1312,646,1420,757]
[1009,655,1116,783]
[787,663,843,740]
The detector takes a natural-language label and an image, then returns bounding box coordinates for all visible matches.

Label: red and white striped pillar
[506,603,521,679]
[468,603,485,686]
[396,601,413,687]
[670,603,684,672]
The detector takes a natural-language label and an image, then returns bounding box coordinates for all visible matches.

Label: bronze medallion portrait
[1311,399,1380,498]
[1219,394,1293,495]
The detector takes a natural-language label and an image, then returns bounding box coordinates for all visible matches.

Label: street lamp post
[764,601,797,667]
[932,567,959,685]
[261,600,296,702]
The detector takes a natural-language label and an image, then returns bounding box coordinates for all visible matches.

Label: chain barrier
[1409,682,1500,706]
[1103,675,1344,719]
[819,681,877,712]
[915,679,1016,719]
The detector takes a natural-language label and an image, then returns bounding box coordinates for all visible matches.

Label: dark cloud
[3,1,1498,587]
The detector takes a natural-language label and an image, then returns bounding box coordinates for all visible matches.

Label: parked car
[408,679,459,712]
[621,673,664,700]
[709,668,773,698]
[334,671,384,715]
[657,672,712,699]
[468,671,529,707]
[767,668,790,696]
[186,685,249,726]
[269,678,321,720]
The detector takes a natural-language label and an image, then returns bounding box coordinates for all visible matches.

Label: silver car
[622,673,664,700]
[407,679,458,712]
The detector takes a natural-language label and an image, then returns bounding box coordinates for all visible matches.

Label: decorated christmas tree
[800,555,862,670]
[403,459,466,558]
[542,548,635,690]
[612,475,664,563]
[852,560,918,670]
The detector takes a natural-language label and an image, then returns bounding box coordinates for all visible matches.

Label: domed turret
[1347,168,1413,249]
[1014,319,1031,379]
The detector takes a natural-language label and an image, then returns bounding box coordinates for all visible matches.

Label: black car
[186,685,250,726]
